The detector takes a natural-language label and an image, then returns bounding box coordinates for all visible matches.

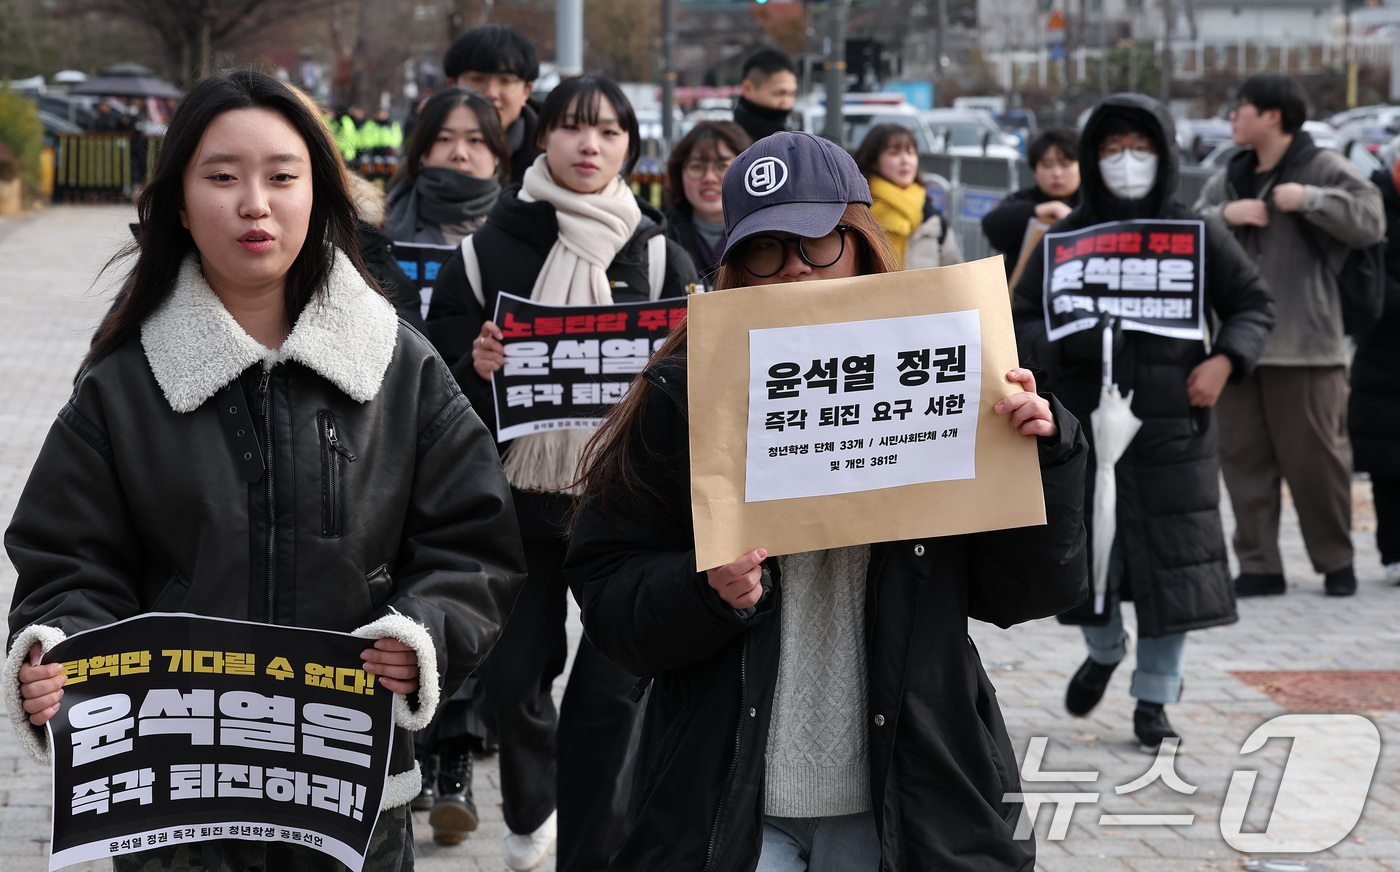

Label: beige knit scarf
[503,154,642,492]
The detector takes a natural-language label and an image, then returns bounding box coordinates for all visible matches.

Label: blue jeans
[756,811,880,872]
[1080,537,1187,705]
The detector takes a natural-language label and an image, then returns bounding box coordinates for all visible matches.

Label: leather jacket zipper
[318,411,357,537]
[704,633,748,872]
[259,370,275,622]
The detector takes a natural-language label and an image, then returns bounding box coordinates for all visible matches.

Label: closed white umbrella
[1089,320,1142,613]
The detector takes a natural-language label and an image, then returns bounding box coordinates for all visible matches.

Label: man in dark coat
[1354,165,1400,584]
[1012,93,1275,750]
[981,127,1082,278]
[732,47,797,142]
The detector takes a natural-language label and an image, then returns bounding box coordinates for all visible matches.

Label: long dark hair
[536,76,642,179]
[665,121,751,208]
[574,202,896,520]
[85,71,375,367]
[389,87,510,190]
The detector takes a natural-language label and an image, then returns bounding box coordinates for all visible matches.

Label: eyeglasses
[741,225,854,278]
[683,158,732,179]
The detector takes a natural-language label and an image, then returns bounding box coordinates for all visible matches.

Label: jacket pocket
[151,571,191,612]
[318,411,357,538]
[365,564,394,610]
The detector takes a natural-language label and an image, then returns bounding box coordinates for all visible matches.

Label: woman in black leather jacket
[6,71,527,872]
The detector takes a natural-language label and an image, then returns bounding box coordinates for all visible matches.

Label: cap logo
[745,157,789,196]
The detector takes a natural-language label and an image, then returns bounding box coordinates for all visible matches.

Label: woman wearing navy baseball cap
[565,131,1091,872]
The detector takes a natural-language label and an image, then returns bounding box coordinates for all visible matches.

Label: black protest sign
[42,614,394,871]
[1041,219,1206,341]
[490,293,686,442]
[391,240,457,319]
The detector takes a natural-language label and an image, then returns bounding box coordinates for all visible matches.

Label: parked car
[1196,120,1340,170]
[1177,118,1234,164]
[1334,107,1400,155]
[919,108,1022,159]
[796,93,942,153]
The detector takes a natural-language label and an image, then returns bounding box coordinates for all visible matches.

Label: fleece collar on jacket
[141,250,399,413]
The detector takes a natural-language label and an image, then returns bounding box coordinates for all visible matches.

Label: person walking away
[1352,159,1400,584]
[1195,73,1384,598]
[7,70,527,872]
[733,47,797,142]
[983,127,1082,278]
[567,130,1091,872]
[855,122,963,269]
[662,120,751,289]
[444,24,543,183]
[425,76,699,872]
[1013,94,1275,750]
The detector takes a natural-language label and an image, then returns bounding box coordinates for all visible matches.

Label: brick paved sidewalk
[2,205,1393,872]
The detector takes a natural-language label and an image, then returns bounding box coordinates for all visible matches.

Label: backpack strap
[460,234,485,310]
[648,234,667,301]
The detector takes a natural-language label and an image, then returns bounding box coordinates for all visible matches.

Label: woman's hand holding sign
[18,642,65,726]
[994,369,1057,438]
[708,548,768,610]
[472,320,505,381]
[361,638,420,695]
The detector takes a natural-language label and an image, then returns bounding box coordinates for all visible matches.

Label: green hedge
[0,80,43,190]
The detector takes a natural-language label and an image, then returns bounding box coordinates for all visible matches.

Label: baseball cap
[720,131,873,265]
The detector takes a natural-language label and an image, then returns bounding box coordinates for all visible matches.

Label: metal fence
[52,134,159,203]
[924,153,1222,263]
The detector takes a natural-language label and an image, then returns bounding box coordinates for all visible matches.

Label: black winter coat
[564,354,1091,872]
[663,203,722,290]
[5,252,528,799]
[425,184,699,438]
[1011,93,1275,636]
[357,220,426,332]
[1352,171,1400,477]
[981,185,1082,278]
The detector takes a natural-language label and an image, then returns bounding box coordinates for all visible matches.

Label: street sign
[1047,10,1066,30]
[1049,43,1067,61]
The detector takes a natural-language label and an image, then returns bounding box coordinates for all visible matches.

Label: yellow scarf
[868,175,927,270]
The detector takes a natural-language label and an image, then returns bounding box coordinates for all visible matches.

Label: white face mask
[1099,149,1158,200]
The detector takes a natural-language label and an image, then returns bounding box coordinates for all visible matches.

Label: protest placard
[490,293,686,442]
[41,614,394,872]
[1041,219,1206,342]
[687,256,1046,570]
[391,240,457,320]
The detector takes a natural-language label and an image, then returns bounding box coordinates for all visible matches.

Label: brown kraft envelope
[686,254,1047,570]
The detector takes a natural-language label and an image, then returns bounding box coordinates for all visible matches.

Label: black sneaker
[1065,657,1120,717]
[1133,707,1180,753]
[1234,572,1286,597]
[412,753,437,812]
[430,751,479,845]
[1324,565,1357,597]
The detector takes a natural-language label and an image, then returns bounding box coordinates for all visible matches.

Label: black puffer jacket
[1011,94,1275,636]
[5,252,527,803]
[1352,171,1400,477]
[564,354,1090,872]
[981,184,1082,278]
[425,183,699,437]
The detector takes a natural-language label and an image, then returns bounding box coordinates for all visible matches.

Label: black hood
[1077,93,1180,221]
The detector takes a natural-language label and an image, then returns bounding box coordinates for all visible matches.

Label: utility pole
[662,0,676,147]
[934,0,947,107]
[823,0,849,143]
[557,0,583,77]
[1160,0,1173,103]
